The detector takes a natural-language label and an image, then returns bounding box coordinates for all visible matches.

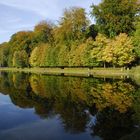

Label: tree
[29,47,40,67]
[82,39,101,67]
[54,7,89,45]
[91,33,136,67]
[9,31,35,53]
[8,31,36,67]
[133,21,140,58]
[0,42,9,67]
[58,45,70,66]
[85,24,98,39]
[69,44,85,66]
[34,21,54,44]
[112,33,136,67]
[91,0,140,37]
[29,44,50,67]
[91,34,110,67]
[13,50,28,68]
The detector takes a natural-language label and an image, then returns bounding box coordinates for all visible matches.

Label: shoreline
[1,67,140,85]
[0,67,130,77]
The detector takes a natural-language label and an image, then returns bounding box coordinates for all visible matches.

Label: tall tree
[54,7,89,45]
[9,31,35,53]
[8,31,35,67]
[91,0,140,37]
[133,21,140,57]
[102,33,135,67]
[91,34,110,67]
[34,21,54,44]
[13,50,28,68]
[91,33,136,67]
[85,24,98,39]
[0,42,9,67]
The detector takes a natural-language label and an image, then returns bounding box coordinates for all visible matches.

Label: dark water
[0,72,140,140]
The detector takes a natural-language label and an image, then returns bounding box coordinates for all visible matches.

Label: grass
[130,66,140,85]
[0,67,130,78]
[131,66,140,75]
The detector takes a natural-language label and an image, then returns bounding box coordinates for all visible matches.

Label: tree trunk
[104,62,106,68]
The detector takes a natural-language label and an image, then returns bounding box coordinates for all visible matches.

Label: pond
[0,72,140,140]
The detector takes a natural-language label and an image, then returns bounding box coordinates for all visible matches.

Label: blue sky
[0,0,101,43]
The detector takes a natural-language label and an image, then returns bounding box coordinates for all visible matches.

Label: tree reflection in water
[0,72,140,140]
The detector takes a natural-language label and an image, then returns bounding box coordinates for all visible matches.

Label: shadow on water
[0,72,140,140]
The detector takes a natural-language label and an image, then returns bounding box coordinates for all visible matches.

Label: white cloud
[0,0,101,43]
[0,0,57,18]
[0,0,101,19]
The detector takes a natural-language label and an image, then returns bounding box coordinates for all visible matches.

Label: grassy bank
[131,66,140,75]
[0,67,130,78]
[130,66,140,85]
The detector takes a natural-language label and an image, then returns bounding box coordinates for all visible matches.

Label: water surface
[0,72,140,140]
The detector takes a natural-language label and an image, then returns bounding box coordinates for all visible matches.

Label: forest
[0,0,140,68]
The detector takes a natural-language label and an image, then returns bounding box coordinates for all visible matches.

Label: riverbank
[0,67,130,77]
[130,66,140,85]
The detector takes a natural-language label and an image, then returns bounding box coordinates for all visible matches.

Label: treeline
[0,0,140,68]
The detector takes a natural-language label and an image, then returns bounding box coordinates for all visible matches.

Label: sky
[0,0,101,43]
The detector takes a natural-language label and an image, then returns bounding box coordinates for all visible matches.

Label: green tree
[58,44,72,67]
[0,42,9,67]
[8,31,35,67]
[91,34,110,67]
[29,44,50,67]
[133,21,140,59]
[9,31,35,53]
[54,7,89,45]
[91,0,140,37]
[82,39,102,67]
[85,24,98,39]
[13,50,28,68]
[34,21,54,44]
[29,47,40,67]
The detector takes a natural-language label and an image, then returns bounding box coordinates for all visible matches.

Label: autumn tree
[91,0,140,37]
[69,44,85,66]
[8,31,35,67]
[82,39,100,67]
[54,7,89,45]
[29,44,50,67]
[29,47,40,67]
[34,21,54,44]
[91,34,110,67]
[13,50,28,68]
[91,33,136,67]
[0,42,9,67]
[133,21,140,60]
[111,33,135,67]
[9,31,35,53]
